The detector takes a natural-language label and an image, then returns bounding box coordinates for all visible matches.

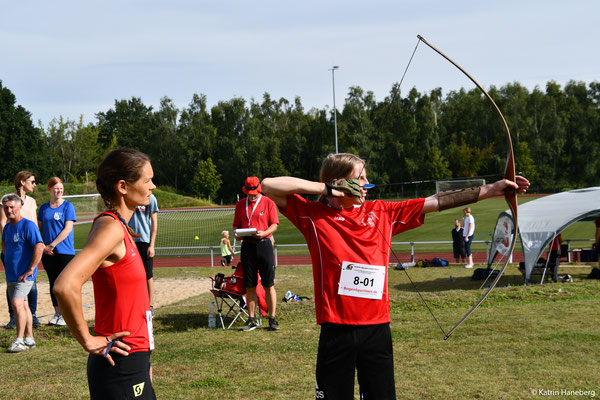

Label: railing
[153,240,497,267]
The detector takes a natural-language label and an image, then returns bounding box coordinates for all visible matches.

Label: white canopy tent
[487,187,600,281]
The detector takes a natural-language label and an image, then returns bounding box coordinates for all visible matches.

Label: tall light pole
[330,65,339,154]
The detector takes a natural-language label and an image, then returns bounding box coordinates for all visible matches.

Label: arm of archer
[261,177,327,209]
[421,177,529,214]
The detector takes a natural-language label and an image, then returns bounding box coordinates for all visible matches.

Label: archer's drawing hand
[326,179,362,197]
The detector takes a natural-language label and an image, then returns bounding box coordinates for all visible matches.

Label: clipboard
[235,228,257,237]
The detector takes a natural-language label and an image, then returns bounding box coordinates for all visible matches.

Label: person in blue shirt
[1,170,41,328]
[38,177,77,326]
[128,193,158,313]
[2,193,44,353]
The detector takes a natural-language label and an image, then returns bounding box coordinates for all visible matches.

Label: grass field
[0,265,598,399]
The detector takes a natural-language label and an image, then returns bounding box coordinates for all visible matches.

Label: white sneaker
[55,315,67,326]
[24,339,36,349]
[465,264,473,269]
[48,312,60,325]
[7,341,28,353]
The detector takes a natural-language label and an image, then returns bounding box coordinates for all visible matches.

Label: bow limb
[416,35,518,340]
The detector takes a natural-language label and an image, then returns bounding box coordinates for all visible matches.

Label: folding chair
[209,263,268,329]
[210,264,248,329]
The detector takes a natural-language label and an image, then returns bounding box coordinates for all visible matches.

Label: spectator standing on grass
[2,194,43,353]
[220,230,234,266]
[233,176,280,331]
[452,219,466,264]
[1,170,41,328]
[261,152,530,399]
[38,177,76,326]
[54,148,156,400]
[463,207,475,268]
[128,193,159,313]
[548,233,563,259]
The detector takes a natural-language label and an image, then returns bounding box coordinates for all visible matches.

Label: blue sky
[2,1,598,127]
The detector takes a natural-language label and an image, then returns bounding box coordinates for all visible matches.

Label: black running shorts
[315,323,396,400]
[87,351,156,400]
[135,242,154,280]
[241,239,275,288]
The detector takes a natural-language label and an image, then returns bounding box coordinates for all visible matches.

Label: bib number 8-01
[353,276,374,287]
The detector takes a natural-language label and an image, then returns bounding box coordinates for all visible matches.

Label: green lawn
[1,265,598,399]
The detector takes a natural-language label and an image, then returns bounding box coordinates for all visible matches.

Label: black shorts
[223,254,232,264]
[453,246,466,259]
[241,239,275,288]
[315,323,396,400]
[41,253,74,306]
[135,242,154,279]
[88,351,156,400]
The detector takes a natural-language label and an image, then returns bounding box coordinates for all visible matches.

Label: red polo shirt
[233,194,279,238]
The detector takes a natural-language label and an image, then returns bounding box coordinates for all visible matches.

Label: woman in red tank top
[54,148,157,400]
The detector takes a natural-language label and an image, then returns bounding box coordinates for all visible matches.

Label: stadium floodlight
[330,65,339,153]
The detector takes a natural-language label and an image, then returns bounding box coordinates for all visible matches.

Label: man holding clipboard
[233,176,280,331]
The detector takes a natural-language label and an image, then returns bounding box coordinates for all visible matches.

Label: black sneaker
[268,317,280,331]
[241,317,258,331]
[32,315,41,328]
[4,318,15,329]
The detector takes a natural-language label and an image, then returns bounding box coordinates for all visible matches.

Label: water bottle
[208,301,217,329]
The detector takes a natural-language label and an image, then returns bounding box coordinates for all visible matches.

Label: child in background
[220,230,235,266]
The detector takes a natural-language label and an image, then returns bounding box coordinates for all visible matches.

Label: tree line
[1,79,598,204]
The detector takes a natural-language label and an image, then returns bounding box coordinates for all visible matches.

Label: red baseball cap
[243,176,261,195]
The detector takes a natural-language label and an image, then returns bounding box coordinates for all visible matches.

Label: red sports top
[233,194,279,238]
[281,194,425,325]
[92,212,152,352]
[549,234,562,251]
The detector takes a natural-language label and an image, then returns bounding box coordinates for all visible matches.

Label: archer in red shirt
[262,152,530,400]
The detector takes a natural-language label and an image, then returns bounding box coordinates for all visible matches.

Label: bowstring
[355,36,447,336]
[361,198,447,336]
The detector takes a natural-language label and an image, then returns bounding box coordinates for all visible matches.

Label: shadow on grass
[392,271,591,293]
[155,312,207,332]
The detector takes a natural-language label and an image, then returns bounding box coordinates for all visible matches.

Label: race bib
[338,261,386,300]
[146,310,155,351]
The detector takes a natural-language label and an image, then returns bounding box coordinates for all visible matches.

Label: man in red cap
[233,176,280,331]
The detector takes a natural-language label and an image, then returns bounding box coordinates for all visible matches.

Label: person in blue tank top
[38,177,77,326]
[128,193,158,313]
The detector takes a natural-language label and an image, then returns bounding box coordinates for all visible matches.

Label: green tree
[0,80,50,181]
[96,97,157,152]
[148,97,187,190]
[193,158,222,200]
[44,116,100,182]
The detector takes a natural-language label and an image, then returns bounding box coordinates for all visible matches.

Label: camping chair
[209,262,268,329]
